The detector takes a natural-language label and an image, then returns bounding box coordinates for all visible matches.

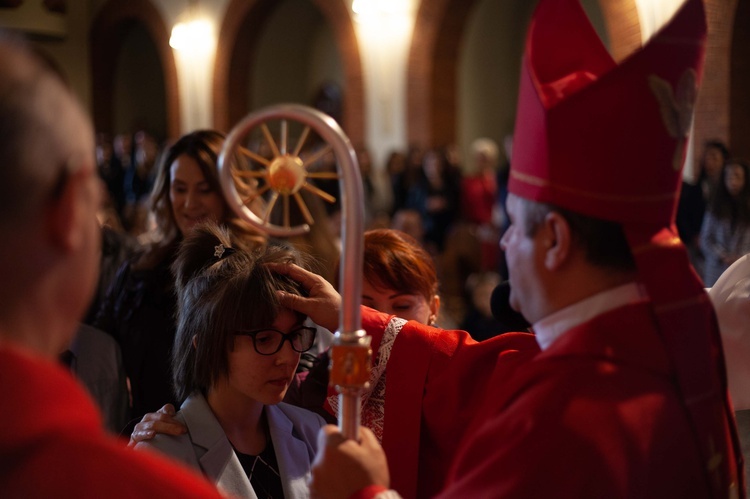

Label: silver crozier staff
[217,104,371,440]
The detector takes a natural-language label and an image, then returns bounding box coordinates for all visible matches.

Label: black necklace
[235,439,285,499]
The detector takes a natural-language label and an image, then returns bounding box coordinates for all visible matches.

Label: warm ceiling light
[352,0,409,22]
[169,18,213,52]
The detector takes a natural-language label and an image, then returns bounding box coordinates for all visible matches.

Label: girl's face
[169,155,226,237]
[217,308,304,406]
[362,279,438,325]
[725,163,746,197]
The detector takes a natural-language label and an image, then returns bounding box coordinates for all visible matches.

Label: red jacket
[0,345,226,497]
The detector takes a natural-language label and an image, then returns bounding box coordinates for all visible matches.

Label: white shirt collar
[532,282,648,351]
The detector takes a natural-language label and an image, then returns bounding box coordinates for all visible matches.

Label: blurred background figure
[700,159,750,286]
[462,138,501,272]
[96,132,126,230]
[61,323,129,434]
[460,271,505,341]
[390,208,425,245]
[123,130,160,236]
[677,139,730,276]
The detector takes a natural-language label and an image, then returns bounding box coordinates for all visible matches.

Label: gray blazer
[136,393,326,498]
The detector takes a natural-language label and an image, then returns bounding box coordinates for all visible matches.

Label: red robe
[0,345,225,497]
[354,307,539,499]
[427,301,715,497]
[354,300,735,498]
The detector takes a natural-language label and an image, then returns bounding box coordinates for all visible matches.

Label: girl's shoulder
[271,402,327,432]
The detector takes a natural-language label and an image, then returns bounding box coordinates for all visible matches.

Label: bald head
[0,34,100,356]
[0,35,94,231]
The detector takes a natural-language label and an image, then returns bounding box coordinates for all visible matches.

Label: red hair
[362,229,438,301]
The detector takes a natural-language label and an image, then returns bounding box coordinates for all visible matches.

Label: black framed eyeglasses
[235,326,317,356]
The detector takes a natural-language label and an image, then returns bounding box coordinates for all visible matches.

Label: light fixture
[169,0,213,53]
[352,0,410,25]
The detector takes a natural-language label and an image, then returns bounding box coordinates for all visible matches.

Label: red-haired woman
[360,229,440,326]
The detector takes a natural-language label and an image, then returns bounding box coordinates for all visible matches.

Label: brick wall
[730,0,750,160]
[693,0,738,166]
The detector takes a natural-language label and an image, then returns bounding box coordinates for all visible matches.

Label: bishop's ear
[542,211,572,271]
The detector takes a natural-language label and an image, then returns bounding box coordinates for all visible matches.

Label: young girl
[700,160,750,286]
[135,222,324,498]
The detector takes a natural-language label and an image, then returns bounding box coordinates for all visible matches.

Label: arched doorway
[214,0,364,145]
[90,0,179,140]
[407,0,640,151]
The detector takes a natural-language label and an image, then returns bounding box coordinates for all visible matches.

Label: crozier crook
[217,104,371,440]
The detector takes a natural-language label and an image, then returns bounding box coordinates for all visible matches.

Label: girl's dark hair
[170,221,308,403]
[708,159,750,227]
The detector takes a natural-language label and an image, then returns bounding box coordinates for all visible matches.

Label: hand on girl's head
[266,263,341,332]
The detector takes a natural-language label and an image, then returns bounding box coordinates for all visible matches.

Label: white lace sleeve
[327,317,407,442]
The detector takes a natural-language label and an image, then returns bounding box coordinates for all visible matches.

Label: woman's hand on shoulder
[128,404,186,447]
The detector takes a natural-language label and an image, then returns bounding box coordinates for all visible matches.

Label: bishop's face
[500,194,548,324]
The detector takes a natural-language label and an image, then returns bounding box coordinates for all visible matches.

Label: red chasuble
[440,302,712,497]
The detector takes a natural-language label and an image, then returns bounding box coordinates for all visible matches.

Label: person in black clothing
[94,130,265,434]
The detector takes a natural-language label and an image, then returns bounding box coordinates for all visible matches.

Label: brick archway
[406,0,641,149]
[692,0,740,161]
[214,0,364,145]
[90,0,179,139]
[730,0,749,159]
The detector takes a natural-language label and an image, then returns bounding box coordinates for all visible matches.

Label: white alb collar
[532,282,648,351]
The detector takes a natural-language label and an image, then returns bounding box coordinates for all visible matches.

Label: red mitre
[510,0,704,225]
[510,0,744,497]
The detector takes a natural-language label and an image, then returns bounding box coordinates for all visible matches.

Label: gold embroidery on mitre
[649,69,698,171]
[510,170,675,204]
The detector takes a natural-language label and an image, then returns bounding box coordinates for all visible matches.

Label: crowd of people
[2,0,750,496]
[93,130,513,338]
[678,141,750,286]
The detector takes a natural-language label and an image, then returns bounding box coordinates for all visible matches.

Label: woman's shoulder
[134,425,195,465]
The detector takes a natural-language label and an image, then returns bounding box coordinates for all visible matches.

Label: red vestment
[356,307,539,499]
[0,345,225,497]
[425,301,714,497]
